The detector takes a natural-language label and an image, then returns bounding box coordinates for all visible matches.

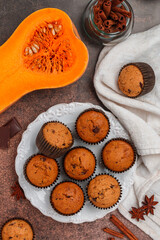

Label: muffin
[64,147,96,180]
[87,174,121,208]
[1,218,34,240]
[36,121,73,158]
[102,138,136,172]
[76,109,110,144]
[118,62,155,98]
[25,154,59,188]
[50,182,84,215]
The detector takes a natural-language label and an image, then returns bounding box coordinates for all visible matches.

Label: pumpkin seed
[29,48,33,56]
[52,29,56,35]
[55,25,62,33]
[31,46,38,53]
[48,24,53,29]
[33,43,39,50]
[24,47,30,55]
[43,27,46,33]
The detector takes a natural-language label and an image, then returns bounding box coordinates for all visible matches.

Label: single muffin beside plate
[118,62,155,98]
[1,218,34,240]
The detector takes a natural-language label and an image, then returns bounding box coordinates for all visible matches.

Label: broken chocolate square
[0,126,10,149]
[4,117,22,138]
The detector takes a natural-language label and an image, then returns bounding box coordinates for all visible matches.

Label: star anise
[11,181,26,200]
[129,207,145,221]
[141,195,158,215]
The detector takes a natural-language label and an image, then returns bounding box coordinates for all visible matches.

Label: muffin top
[26,154,58,187]
[102,139,135,172]
[76,110,109,143]
[64,147,96,180]
[43,122,73,148]
[51,182,84,215]
[1,219,33,240]
[88,175,121,208]
[118,65,144,97]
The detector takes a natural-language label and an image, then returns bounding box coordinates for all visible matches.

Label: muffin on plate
[24,154,59,188]
[64,147,96,180]
[87,174,121,209]
[118,62,155,98]
[102,138,136,173]
[76,108,110,144]
[50,182,84,215]
[36,121,73,158]
[1,218,34,240]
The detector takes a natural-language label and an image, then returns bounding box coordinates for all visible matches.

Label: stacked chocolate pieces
[0,118,21,149]
[93,0,131,33]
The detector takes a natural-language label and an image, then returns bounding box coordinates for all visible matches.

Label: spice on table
[129,195,159,221]
[129,207,145,221]
[141,195,158,215]
[93,0,131,33]
[110,215,138,240]
[11,181,26,200]
[103,227,124,238]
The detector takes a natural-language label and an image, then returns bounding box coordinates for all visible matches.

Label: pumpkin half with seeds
[0,8,88,113]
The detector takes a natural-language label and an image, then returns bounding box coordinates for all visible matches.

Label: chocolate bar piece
[0,126,10,149]
[4,117,22,138]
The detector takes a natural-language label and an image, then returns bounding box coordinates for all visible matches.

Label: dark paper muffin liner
[0,218,35,240]
[50,181,85,216]
[119,62,155,98]
[63,146,97,182]
[24,154,60,189]
[101,138,137,174]
[86,173,122,210]
[75,108,110,145]
[36,121,74,158]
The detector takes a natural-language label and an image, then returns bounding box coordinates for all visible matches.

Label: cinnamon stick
[110,215,139,240]
[94,18,103,27]
[104,27,111,33]
[97,0,105,7]
[93,5,101,15]
[108,238,115,240]
[103,1,111,17]
[98,10,107,21]
[103,227,124,238]
[112,0,124,7]
[98,24,105,31]
[116,12,125,22]
[103,19,116,28]
[116,22,126,31]
[112,6,132,18]
[94,13,103,22]
[109,11,118,20]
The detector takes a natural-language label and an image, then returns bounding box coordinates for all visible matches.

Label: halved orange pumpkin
[0,8,89,113]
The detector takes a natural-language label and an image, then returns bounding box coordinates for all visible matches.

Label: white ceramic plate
[15,102,136,224]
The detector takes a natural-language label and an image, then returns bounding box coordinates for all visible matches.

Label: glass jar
[82,0,134,45]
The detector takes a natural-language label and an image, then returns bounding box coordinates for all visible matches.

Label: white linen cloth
[94,25,160,240]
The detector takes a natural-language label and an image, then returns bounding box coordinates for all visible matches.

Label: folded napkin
[94,25,160,240]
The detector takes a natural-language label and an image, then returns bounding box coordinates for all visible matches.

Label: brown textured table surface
[0,0,160,239]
